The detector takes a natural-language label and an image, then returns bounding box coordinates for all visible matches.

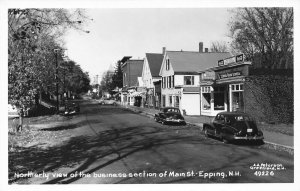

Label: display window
[231,84,244,112]
[201,86,211,110]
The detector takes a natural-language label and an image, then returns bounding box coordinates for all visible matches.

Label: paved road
[19,99,294,184]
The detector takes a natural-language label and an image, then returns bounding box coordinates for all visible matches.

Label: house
[141,50,164,108]
[120,57,144,106]
[159,43,231,115]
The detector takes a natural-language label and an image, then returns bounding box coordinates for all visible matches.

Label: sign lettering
[219,72,241,79]
[218,54,244,66]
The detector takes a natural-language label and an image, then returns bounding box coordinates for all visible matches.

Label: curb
[122,105,293,151]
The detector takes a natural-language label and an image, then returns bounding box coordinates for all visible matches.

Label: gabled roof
[146,53,164,77]
[167,51,232,73]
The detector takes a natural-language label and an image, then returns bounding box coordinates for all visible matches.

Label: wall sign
[218,54,244,66]
[201,71,215,81]
[219,72,241,79]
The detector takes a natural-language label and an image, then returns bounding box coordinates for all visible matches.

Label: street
[12,99,294,184]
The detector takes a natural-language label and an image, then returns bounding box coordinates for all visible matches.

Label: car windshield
[162,108,180,113]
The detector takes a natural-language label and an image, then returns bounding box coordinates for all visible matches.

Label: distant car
[202,112,264,143]
[154,107,186,125]
[64,102,80,115]
[98,98,117,106]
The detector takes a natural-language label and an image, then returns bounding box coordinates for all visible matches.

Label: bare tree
[209,41,229,52]
[229,8,293,69]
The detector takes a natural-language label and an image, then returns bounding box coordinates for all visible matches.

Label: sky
[64,8,232,83]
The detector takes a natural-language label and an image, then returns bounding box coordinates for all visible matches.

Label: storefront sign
[202,71,215,81]
[219,72,241,79]
[218,54,244,66]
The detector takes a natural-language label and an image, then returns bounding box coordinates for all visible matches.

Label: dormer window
[166,59,170,70]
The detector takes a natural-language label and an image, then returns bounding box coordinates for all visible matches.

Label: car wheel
[222,136,229,144]
[113,102,117,106]
[154,117,158,122]
[204,128,209,137]
[162,120,166,125]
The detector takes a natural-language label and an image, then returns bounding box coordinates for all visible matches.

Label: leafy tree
[8,8,90,131]
[229,8,293,69]
[111,60,123,89]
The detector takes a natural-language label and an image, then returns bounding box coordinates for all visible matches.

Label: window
[162,95,166,107]
[169,96,172,106]
[214,86,225,110]
[231,84,244,112]
[168,76,171,88]
[172,75,175,87]
[202,86,211,110]
[175,96,180,108]
[166,59,170,70]
[166,77,169,88]
[184,76,194,85]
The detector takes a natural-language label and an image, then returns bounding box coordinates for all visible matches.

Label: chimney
[205,48,208,53]
[199,42,203,53]
[162,47,166,55]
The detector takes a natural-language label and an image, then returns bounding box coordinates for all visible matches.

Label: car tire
[162,120,166,125]
[222,136,229,144]
[204,128,209,137]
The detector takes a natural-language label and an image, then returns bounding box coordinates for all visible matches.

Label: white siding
[181,93,200,115]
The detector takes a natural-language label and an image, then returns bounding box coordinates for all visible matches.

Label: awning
[129,91,146,98]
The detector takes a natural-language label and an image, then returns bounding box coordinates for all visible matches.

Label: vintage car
[64,102,80,115]
[154,107,186,125]
[202,112,264,143]
[98,98,117,106]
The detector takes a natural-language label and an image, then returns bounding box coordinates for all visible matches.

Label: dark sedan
[64,102,80,115]
[203,112,264,143]
[154,107,186,125]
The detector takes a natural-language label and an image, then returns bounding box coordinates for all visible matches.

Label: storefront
[199,54,251,116]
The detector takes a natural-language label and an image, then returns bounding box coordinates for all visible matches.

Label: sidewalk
[121,104,294,149]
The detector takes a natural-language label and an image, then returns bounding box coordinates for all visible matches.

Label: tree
[8,9,90,131]
[229,8,293,69]
[111,60,123,89]
[209,41,229,52]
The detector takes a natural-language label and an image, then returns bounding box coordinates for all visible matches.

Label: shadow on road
[9,122,208,184]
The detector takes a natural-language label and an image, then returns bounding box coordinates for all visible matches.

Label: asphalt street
[20,99,294,184]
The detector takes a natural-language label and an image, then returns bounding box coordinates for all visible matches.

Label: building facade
[141,52,164,108]
[120,57,144,106]
[159,44,231,115]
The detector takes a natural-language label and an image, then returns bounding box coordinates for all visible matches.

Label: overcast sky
[64,8,232,82]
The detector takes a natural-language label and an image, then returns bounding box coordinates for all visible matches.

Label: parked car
[203,112,264,143]
[98,98,117,106]
[154,107,186,125]
[64,102,80,115]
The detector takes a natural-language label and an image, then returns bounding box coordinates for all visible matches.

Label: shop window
[184,76,194,85]
[231,83,244,112]
[202,93,211,110]
[214,86,225,110]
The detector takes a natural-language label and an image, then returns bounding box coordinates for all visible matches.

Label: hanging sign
[218,54,244,66]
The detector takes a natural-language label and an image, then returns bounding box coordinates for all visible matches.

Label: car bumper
[233,135,264,140]
[165,119,186,123]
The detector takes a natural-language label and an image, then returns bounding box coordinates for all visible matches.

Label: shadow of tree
[9,123,208,184]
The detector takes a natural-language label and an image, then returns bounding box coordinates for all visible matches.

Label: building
[159,43,231,115]
[141,50,164,108]
[199,54,250,116]
[120,57,144,106]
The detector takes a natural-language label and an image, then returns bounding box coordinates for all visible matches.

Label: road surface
[12,99,294,184]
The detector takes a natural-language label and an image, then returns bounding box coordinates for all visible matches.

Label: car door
[212,114,225,137]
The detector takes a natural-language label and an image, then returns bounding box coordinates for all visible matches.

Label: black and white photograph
[1,0,299,190]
